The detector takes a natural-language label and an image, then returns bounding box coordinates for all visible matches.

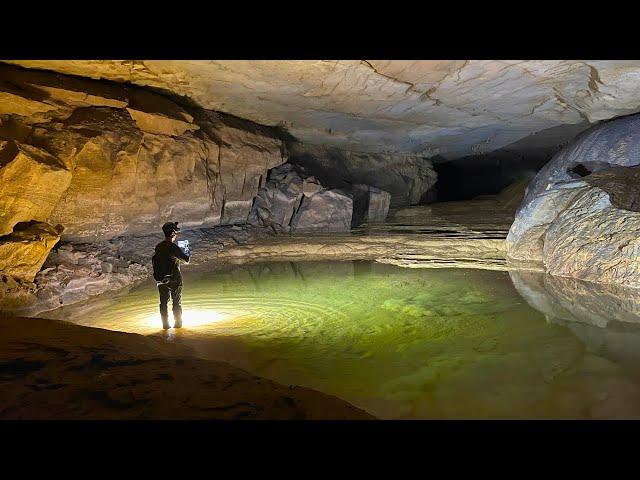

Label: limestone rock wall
[0,142,71,236]
[287,142,436,207]
[0,63,287,242]
[0,222,63,281]
[507,114,640,288]
[9,60,640,159]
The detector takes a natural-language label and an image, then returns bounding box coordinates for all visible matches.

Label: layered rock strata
[0,63,286,243]
[0,63,288,294]
[218,233,507,271]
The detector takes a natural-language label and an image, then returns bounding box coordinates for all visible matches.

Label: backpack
[152,252,173,283]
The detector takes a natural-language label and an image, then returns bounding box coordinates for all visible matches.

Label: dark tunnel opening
[432,150,556,202]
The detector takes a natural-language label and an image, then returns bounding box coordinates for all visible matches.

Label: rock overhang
[4,60,640,159]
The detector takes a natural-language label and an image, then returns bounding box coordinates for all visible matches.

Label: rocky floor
[0,315,373,419]
[1,225,268,317]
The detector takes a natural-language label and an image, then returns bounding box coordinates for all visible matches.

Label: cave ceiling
[4,60,640,159]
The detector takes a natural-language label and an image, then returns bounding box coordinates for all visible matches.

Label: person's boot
[173,305,183,329]
[160,304,170,329]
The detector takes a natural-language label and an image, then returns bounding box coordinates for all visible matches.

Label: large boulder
[247,163,304,231]
[0,222,63,281]
[248,163,364,233]
[509,177,640,287]
[521,114,640,207]
[290,190,353,233]
[507,114,640,288]
[287,142,436,207]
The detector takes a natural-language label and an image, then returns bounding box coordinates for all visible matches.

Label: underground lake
[42,260,640,420]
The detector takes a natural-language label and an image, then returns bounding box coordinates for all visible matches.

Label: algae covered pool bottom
[48,261,640,419]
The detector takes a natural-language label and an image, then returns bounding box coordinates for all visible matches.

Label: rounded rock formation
[507,114,640,288]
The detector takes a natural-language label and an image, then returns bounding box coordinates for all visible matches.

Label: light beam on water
[45,260,640,419]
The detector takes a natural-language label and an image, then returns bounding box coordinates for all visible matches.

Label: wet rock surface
[510,270,640,329]
[225,193,514,270]
[0,315,373,419]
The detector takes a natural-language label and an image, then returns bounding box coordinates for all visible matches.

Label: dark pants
[158,282,183,328]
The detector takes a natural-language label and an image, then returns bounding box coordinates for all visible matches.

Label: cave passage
[432,151,551,202]
[5,60,640,421]
[43,260,640,420]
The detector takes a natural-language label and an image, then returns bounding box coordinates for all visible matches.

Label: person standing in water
[152,222,190,329]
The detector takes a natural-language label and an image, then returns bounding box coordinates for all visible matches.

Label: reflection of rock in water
[353,260,373,277]
[510,270,640,366]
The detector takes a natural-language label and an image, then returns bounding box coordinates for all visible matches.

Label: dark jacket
[154,240,190,285]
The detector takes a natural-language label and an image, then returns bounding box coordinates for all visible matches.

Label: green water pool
[47,261,640,419]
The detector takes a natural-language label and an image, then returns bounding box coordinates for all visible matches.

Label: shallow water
[46,261,640,419]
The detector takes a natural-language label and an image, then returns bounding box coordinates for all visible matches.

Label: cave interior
[2,60,640,420]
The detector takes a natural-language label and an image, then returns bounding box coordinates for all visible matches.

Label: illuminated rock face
[0,64,286,242]
[0,142,71,236]
[7,60,640,158]
[0,222,63,281]
[507,115,640,288]
[287,143,436,207]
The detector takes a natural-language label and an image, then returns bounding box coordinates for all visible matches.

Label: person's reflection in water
[152,222,190,329]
